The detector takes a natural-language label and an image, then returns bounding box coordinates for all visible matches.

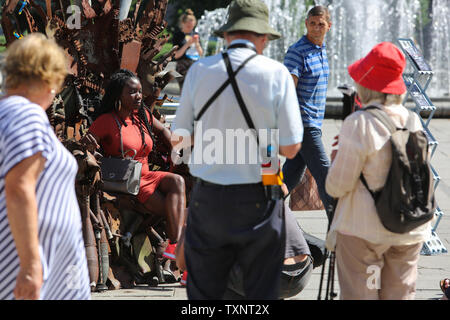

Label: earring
[50,89,56,94]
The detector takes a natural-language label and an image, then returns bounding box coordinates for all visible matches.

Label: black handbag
[100,115,142,196]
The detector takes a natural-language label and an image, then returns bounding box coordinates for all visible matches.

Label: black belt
[196,179,282,200]
[196,178,261,189]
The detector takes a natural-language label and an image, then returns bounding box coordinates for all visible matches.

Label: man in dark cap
[172,0,305,299]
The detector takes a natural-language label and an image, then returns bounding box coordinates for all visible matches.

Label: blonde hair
[4,33,68,91]
[179,8,196,27]
[356,83,405,106]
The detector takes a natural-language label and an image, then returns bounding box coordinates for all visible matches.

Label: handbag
[289,168,324,211]
[100,115,142,196]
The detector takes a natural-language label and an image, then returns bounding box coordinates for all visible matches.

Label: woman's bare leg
[143,173,186,243]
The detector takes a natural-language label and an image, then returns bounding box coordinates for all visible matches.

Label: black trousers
[185,180,286,300]
[224,255,313,300]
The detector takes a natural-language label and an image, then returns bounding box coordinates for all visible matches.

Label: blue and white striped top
[284,36,329,128]
[0,96,90,300]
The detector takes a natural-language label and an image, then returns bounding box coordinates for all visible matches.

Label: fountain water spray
[197,0,449,98]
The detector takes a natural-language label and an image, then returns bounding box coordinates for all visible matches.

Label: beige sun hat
[214,0,281,40]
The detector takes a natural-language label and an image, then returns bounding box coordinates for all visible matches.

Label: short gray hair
[356,83,405,106]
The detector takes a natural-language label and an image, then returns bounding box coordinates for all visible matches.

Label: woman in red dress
[84,69,185,259]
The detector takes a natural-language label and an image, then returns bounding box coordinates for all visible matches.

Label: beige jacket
[325,101,433,250]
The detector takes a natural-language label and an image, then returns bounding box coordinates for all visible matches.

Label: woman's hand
[193,35,203,56]
[80,132,100,154]
[14,261,43,300]
[187,36,196,46]
[332,135,339,147]
[330,135,339,163]
[331,149,338,163]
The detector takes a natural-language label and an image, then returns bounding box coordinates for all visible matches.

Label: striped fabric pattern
[284,35,329,128]
[0,96,90,300]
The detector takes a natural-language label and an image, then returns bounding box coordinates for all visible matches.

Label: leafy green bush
[0,35,5,53]
[153,42,174,61]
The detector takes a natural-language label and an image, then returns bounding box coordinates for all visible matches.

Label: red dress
[89,110,169,203]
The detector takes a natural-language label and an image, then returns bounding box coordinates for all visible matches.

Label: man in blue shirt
[282,6,334,221]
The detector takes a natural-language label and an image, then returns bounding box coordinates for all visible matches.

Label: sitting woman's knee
[170,174,185,193]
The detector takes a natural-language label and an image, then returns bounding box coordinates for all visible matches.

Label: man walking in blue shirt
[282,5,334,221]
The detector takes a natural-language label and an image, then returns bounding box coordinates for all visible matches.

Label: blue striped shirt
[284,36,329,128]
[0,96,90,300]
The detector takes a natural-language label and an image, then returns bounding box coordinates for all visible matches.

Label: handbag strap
[112,114,125,158]
[112,114,137,159]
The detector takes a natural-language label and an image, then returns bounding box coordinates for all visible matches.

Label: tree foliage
[169,0,231,19]
[166,0,231,31]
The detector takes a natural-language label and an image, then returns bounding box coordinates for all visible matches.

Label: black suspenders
[194,44,259,140]
[193,44,284,200]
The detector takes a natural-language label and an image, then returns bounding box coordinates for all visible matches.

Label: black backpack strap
[360,105,396,201]
[363,105,398,134]
[222,51,259,145]
[194,53,258,121]
[359,173,379,200]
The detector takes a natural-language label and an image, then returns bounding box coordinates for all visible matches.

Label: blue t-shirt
[284,36,329,128]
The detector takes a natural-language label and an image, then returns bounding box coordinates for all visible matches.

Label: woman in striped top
[0,34,90,300]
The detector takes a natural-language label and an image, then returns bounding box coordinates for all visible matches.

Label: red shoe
[180,271,187,286]
[162,242,177,260]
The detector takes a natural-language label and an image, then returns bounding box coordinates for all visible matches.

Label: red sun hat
[348,42,407,95]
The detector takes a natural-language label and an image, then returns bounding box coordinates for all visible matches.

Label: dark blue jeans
[282,127,333,220]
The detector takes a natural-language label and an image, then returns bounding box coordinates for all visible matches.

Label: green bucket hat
[214,0,281,40]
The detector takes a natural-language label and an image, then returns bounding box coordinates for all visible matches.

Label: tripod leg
[330,252,338,299]
[325,251,333,300]
[317,249,328,300]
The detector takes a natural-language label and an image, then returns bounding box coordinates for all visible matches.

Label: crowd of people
[0,0,448,301]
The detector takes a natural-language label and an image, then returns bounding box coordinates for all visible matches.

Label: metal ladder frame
[397,38,447,255]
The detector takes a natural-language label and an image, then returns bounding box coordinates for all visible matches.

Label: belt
[196,178,261,189]
[196,179,282,200]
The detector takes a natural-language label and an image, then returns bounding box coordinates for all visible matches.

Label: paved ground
[92,116,450,301]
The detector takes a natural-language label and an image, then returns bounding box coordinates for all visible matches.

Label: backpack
[360,106,435,234]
